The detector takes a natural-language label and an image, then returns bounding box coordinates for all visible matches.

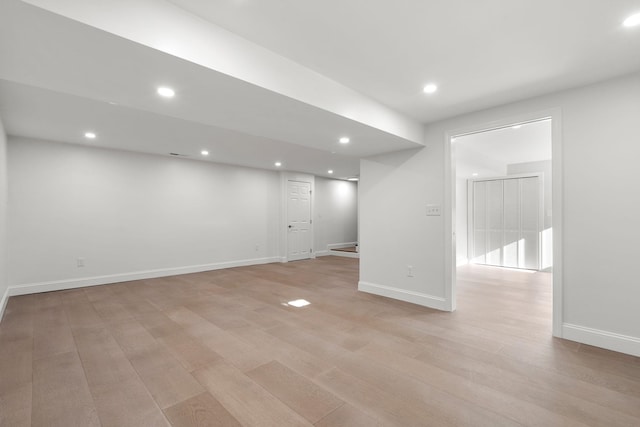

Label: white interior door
[287,180,312,261]
[471,176,540,270]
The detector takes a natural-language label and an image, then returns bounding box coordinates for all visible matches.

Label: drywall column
[0,117,8,319]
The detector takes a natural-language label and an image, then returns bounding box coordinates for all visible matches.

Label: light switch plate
[426,204,441,216]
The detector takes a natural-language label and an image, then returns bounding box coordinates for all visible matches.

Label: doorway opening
[447,113,562,336]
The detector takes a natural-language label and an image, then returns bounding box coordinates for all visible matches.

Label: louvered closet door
[520,177,540,270]
[503,178,520,268]
[485,180,504,266]
[471,176,540,270]
[472,181,487,264]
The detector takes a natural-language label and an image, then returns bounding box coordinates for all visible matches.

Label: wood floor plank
[0,382,31,427]
[246,360,344,424]
[138,311,184,338]
[107,318,159,357]
[167,307,273,372]
[193,360,313,427]
[73,325,138,387]
[356,343,585,427]
[0,333,32,396]
[64,300,104,328]
[333,351,521,427]
[32,351,100,427]
[415,337,640,426]
[134,360,205,409]
[229,325,334,379]
[90,377,170,427]
[314,367,427,426]
[156,331,220,372]
[32,305,76,360]
[163,392,242,427]
[314,403,381,427]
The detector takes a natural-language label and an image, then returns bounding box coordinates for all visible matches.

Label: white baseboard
[6,257,280,297]
[0,287,9,323]
[358,281,449,311]
[562,323,640,357]
[317,249,359,259]
[327,241,357,250]
[316,242,359,258]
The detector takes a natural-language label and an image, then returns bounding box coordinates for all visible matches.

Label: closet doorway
[470,174,542,270]
[446,111,563,335]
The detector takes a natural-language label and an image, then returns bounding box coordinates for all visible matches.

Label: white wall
[359,147,448,309]
[314,177,358,254]
[455,177,468,266]
[7,137,281,292]
[360,72,640,355]
[0,117,8,318]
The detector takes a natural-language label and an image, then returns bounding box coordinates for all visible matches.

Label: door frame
[444,108,563,337]
[280,172,315,263]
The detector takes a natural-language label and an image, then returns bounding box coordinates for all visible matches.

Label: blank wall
[7,137,281,287]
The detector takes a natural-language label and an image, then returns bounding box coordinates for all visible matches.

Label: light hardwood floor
[1,257,639,426]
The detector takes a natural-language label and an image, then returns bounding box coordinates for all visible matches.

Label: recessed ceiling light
[201,150,209,156]
[328,170,334,174]
[347,177,359,181]
[274,162,282,167]
[84,132,96,139]
[339,137,350,144]
[423,83,438,94]
[472,173,479,177]
[287,299,310,308]
[623,12,640,27]
[512,125,522,129]
[157,86,175,98]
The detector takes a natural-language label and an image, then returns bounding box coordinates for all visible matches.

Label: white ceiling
[455,119,552,178]
[167,0,640,122]
[1,0,639,177]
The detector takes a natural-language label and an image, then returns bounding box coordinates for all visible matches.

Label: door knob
[288,225,293,228]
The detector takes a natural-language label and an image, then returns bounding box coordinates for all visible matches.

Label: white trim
[445,108,563,335]
[550,112,564,338]
[315,250,330,257]
[562,323,640,357]
[358,281,448,311]
[327,241,358,250]
[0,288,9,322]
[6,257,279,297]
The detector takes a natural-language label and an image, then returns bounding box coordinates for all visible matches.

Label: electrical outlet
[407,265,414,277]
[77,257,85,268]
